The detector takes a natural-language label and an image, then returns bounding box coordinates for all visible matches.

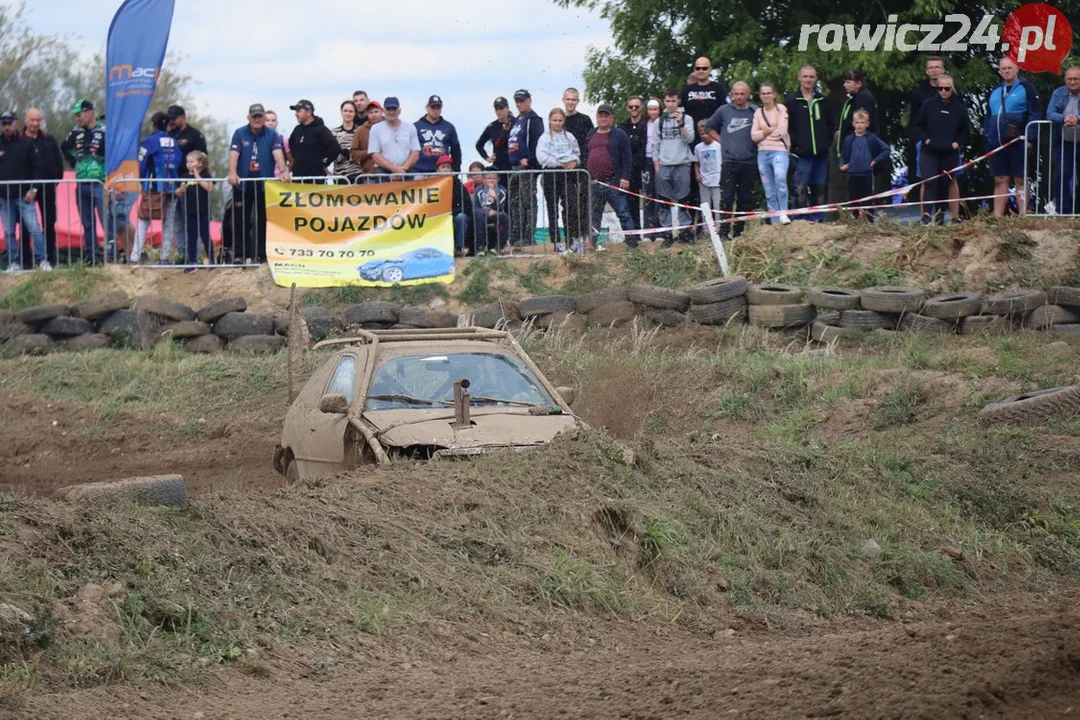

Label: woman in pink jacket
[751,83,792,224]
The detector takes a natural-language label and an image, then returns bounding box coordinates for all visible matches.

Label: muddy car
[273,328,581,481]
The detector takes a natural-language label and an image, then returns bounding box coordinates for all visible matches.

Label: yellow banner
[265,176,454,288]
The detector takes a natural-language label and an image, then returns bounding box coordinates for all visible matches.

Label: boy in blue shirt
[840,110,890,220]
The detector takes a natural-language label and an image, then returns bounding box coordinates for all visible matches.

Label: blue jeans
[791,155,828,221]
[591,182,636,246]
[453,212,469,253]
[757,150,790,217]
[1,196,46,267]
[77,182,106,261]
[1055,142,1078,214]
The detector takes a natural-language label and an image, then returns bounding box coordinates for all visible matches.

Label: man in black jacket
[911,74,970,224]
[620,96,648,230]
[288,99,343,182]
[907,57,962,216]
[0,111,48,272]
[785,65,835,221]
[20,108,63,266]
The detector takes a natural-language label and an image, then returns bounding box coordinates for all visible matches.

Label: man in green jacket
[60,99,109,263]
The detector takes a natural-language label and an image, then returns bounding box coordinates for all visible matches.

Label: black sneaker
[661,237,675,249]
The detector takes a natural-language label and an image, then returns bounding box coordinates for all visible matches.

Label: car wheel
[382,267,405,283]
[284,452,300,483]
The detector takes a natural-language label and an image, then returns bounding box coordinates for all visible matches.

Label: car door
[289,353,359,473]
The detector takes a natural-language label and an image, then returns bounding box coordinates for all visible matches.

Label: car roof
[312,328,524,360]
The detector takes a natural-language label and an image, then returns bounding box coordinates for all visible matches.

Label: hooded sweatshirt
[507,110,543,167]
[414,115,462,173]
[536,129,580,168]
[0,131,43,201]
[841,132,890,175]
[289,116,343,177]
[785,90,835,158]
[651,112,694,166]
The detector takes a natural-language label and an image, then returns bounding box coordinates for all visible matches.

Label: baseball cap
[427,94,443,107]
[0,111,15,124]
[289,99,315,112]
[383,96,400,109]
[596,103,615,115]
[366,100,383,111]
[70,99,94,114]
[166,105,186,118]
[493,96,509,108]
[436,154,453,167]
[513,89,531,101]
[248,103,266,116]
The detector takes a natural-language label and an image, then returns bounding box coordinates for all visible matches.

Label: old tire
[808,287,861,311]
[186,334,224,353]
[983,289,1046,316]
[39,316,94,337]
[627,284,691,311]
[97,309,140,335]
[213,312,275,339]
[574,288,628,314]
[898,313,955,335]
[1022,305,1080,330]
[980,386,1080,425]
[62,474,188,507]
[0,323,31,340]
[306,314,342,341]
[0,309,13,325]
[689,276,749,305]
[811,321,843,343]
[227,335,285,353]
[519,295,576,318]
[16,304,69,325]
[195,296,247,323]
[748,303,815,328]
[839,310,897,330]
[861,286,925,314]
[159,320,212,339]
[342,301,399,326]
[747,283,804,306]
[817,311,841,326]
[959,315,1009,336]
[58,333,110,352]
[588,300,637,328]
[397,307,457,328]
[470,303,518,329]
[645,308,687,327]
[1046,286,1080,307]
[134,295,195,322]
[71,291,131,320]
[922,292,982,320]
[690,297,748,325]
[3,334,53,356]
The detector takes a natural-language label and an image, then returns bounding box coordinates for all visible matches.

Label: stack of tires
[746,283,815,330]
[688,276,748,326]
[807,286,861,342]
[1021,287,1080,333]
[519,295,585,332]
[337,301,456,332]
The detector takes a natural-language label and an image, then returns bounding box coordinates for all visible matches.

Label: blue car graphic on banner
[358,247,455,284]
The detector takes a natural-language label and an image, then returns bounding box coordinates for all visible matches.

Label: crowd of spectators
[2,54,1077,272]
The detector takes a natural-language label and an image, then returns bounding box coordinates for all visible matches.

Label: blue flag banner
[104,0,175,190]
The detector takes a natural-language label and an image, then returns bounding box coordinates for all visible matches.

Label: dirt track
[17,588,1079,719]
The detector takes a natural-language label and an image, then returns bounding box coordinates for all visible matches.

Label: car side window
[326,356,357,407]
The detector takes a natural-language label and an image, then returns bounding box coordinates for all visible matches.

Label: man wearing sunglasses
[911,74,970,224]
[620,96,648,230]
[681,57,729,129]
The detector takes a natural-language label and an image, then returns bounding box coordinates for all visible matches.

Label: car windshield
[364,352,559,411]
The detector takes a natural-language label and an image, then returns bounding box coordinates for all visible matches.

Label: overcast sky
[15,0,613,161]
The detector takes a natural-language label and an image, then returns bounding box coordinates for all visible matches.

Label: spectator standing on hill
[475,97,515,177]
[1047,65,1080,215]
[331,100,364,181]
[178,150,215,272]
[288,99,343,181]
[561,88,593,242]
[907,56,961,217]
[706,81,758,240]
[0,110,48,272]
[840,109,890,220]
[61,99,107,264]
[507,89,543,246]
[836,70,882,197]
[620,95,648,231]
[652,90,695,247]
[642,98,663,236]
[536,107,581,254]
[20,108,63,266]
[368,97,420,182]
[751,83,791,224]
[226,103,290,263]
[583,104,636,250]
[167,105,207,174]
[349,101,383,180]
[984,57,1041,217]
[352,91,370,117]
[681,57,729,128]
[414,95,462,173]
[786,65,834,221]
[692,120,721,221]
[132,111,182,264]
[911,73,969,224]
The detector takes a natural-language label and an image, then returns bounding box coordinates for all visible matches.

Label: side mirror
[318,394,349,414]
[555,386,576,406]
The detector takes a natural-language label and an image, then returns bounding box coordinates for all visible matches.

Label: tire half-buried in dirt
[62,474,189,507]
[979,386,1080,425]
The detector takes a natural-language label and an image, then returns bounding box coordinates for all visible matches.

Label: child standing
[177,151,215,272]
[693,120,721,232]
[536,108,582,254]
[472,171,510,255]
[840,109,890,220]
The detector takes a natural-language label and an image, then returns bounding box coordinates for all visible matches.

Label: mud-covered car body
[273,328,579,480]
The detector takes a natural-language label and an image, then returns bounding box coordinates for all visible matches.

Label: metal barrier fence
[1026,120,1080,218]
[0,177,110,271]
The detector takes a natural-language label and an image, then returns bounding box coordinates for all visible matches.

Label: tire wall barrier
[3,284,1079,356]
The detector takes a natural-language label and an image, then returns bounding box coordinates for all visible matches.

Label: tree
[558,0,1080,203]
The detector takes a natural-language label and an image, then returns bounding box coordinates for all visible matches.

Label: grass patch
[520,261,556,295]
[0,265,108,311]
[458,259,494,306]
[624,249,708,287]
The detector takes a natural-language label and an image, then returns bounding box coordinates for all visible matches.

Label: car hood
[363,407,578,450]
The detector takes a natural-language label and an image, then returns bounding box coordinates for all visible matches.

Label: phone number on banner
[272,247,377,259]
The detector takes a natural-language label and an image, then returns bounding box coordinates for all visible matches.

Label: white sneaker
[4,264,20,274]
[779,214,792,225]
[554,241,568,255]
[1044,200,1058,215]
[38,261,53,272]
